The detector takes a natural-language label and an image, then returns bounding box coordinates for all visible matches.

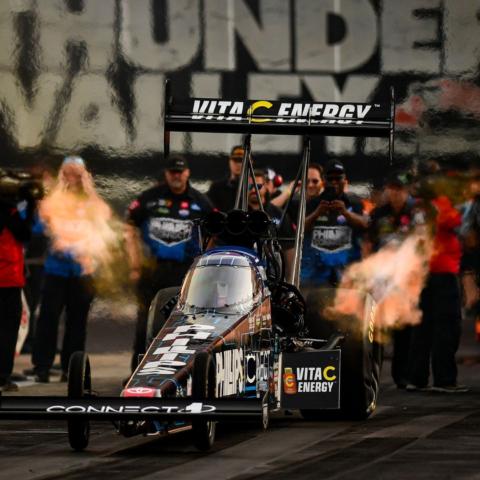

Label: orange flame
[38,161,122,283]
[331,233,432,330]
[39,189,117,275]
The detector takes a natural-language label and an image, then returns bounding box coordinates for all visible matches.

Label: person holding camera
[301,160,367,287]
[0,191,34,391]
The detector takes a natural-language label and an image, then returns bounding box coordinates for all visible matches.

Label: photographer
[0,189,35,391]
[302,160,367,287]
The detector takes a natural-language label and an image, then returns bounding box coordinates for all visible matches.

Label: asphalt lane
[0,355,478,480]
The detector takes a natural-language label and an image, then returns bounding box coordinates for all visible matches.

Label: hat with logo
[324,160,346,176]
[166,155,189,171]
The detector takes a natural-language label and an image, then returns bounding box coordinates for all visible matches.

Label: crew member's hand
[463,272,479,309]
[329,199,347,215]
[315,200,331,216]
[130,268,141,283]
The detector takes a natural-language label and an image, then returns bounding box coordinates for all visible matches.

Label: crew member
[408,193,467,392]
[126,155,212,371]
[207,145,244,211]
[248,170,295,278]
[301,160,367,286]
[0,194,34,391]
[459,172,480,342]
[31,156,105,383]
[365,172,420,389]
[274,163,324,212]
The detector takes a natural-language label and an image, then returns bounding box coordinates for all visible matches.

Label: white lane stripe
[366,412,469,439]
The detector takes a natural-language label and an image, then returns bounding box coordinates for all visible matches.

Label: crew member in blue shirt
[125,155,213,370]
[301,160,367,287]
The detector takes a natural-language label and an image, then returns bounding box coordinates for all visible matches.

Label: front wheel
[67,351,91,451]
[191,352,216,451]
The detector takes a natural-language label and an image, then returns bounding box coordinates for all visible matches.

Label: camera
[0,168,44,202]
[322,185,338,202]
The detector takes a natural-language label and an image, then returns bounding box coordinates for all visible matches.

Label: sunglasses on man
[248,182,264,191]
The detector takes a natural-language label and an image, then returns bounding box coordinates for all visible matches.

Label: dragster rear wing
[0,395,265,421]
[163,80,395,159]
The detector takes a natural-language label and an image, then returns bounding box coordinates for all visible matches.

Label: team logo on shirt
[312,226,352,252]
[148,218,193,245]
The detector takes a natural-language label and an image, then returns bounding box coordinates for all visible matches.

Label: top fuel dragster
[0,81,395,451]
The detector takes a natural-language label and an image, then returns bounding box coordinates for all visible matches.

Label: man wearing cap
[301,160,367,287]
[125,155,212,371]
[365,171,420,389]
[207,145,244,211]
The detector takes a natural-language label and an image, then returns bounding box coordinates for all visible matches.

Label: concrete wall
[0,0,479,186]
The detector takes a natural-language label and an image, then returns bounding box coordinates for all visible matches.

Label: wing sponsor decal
[191,99,374,125]
[45,403,216,414]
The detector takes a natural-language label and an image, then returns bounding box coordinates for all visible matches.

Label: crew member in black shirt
[365,172,421,389]
[207,145,244,211]
[248,169,295,278]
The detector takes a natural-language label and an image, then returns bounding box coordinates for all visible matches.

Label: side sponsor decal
[215,349,244,397]
[283,366,337,394]
[123,387,157,397]
[244,351,270,397]
[281,351,341,410]
[248,308,271,332]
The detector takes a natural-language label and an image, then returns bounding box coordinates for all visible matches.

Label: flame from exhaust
[39,186,128,297]
[328,233,432,331]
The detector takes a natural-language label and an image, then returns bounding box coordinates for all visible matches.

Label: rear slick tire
[191,352,216,451]
[67,351,91,451]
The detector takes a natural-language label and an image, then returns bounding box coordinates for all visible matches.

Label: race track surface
[0,354,479,480]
